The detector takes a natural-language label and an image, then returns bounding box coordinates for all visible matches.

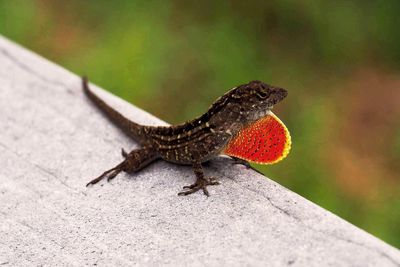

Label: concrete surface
[0,35,399,267]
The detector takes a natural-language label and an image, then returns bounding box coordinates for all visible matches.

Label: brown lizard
[83,77,291,196]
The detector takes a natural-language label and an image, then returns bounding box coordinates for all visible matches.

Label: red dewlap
[223,112,291,164]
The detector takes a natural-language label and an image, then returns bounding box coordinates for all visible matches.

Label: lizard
[82,77,291,196]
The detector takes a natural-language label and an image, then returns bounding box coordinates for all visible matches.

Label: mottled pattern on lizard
[82,77,290,196]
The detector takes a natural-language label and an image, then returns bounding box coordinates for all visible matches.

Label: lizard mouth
[269,87,288,105]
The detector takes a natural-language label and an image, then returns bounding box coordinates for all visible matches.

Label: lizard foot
[178,177,220,197]
[230,156,264,175]
[86,162,125,186]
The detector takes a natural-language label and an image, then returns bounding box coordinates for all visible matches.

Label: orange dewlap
[223,112,291,164]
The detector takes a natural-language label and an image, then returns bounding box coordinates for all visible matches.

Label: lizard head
[236,80,287,109]
[207,80,288,131]
[229,81,288,121]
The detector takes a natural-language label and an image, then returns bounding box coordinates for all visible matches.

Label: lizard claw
[178,177,220,197]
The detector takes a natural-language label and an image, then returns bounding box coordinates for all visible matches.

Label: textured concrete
[0,35,399,267]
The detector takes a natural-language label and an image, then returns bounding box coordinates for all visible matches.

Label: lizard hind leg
[178,162,220,197]
[121,148,129,158]
[86,147,158,186]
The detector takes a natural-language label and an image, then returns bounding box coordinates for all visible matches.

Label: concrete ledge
[0,35,399,266]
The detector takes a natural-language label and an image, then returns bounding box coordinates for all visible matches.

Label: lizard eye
[256,91,269,99]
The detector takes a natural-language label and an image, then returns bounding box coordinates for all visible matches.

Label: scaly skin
[82,77,288,196]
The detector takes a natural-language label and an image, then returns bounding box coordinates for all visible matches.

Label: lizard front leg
[229,156,264,175]
[86,147,158,186]
[178,162,220,197]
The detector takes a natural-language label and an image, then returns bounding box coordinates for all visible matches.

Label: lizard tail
[82,76,146,143]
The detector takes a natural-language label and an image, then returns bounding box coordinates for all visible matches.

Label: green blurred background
[1,0,399,247]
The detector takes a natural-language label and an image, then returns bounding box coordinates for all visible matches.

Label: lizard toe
[208,177,220,185]
[178,186,201,196]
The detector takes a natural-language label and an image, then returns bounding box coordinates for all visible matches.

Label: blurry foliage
[1,0,399,247]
